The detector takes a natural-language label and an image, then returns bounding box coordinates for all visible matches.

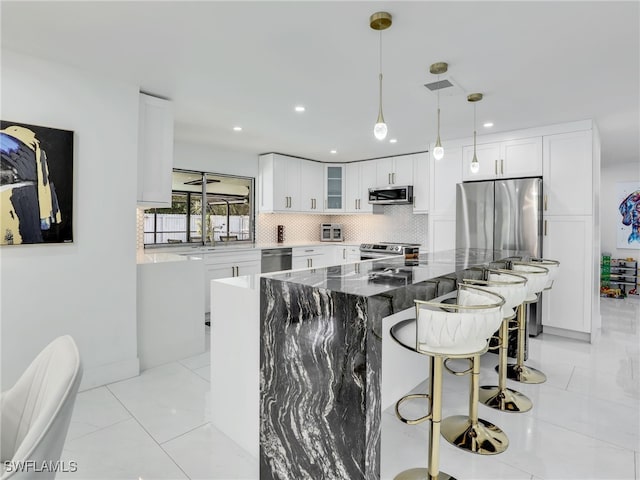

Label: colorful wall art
[0,120,73,245]
[617,181,640,249]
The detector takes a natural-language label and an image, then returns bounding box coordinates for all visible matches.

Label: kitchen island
[258,249,518,480]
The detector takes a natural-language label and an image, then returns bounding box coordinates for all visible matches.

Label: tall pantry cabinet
[541,124,601,340]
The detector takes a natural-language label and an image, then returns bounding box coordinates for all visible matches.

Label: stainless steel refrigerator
[456,177,543,337]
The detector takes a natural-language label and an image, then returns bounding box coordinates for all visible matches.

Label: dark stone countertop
[262,248,525,297]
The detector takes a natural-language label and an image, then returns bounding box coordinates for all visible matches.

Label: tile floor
[60,298,639,479]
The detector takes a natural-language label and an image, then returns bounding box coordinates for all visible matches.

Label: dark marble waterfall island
[259,249,518,480]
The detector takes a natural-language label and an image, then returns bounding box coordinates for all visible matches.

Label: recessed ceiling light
[295,105,306,112]
[389,138,398,143]
[330,149,337,154]
[483,122,494,128]
[233,126,242,131]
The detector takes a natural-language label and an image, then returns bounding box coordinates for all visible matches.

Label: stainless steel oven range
[359,242,421,260]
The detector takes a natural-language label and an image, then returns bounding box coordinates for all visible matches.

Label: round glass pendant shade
[374,122,388,140]
[433,145,444,160]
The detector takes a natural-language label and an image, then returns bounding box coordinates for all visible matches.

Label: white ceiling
[2,1,639,165]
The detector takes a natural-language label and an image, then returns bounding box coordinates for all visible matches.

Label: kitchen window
[144,169,254,246]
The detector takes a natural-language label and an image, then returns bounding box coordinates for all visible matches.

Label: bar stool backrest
[414,285,504,357]
[463,270,528,316]
[511,263,549,300]
[530,258,560,289]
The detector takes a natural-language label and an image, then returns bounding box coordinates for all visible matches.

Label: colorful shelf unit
[601,254,638,298]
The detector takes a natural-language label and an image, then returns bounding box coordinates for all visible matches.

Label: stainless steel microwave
[368,185,413,205]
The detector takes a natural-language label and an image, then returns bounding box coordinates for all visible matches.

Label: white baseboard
[79,357,140,391]
[543,325,591,343]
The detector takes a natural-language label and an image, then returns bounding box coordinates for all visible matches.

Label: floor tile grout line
[105,384,193,480]
[159,421,211,446]
[66,416,133,444]
[564,365,575,390]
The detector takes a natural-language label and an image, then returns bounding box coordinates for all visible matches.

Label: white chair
[464,270,533,413]
[507,262,550,384]
[1,335,82,480]
[390,284,506,480]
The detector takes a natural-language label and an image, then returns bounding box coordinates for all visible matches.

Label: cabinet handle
[310,258,313,268]
[388,173,392,184]
[544,195,548,211]
[343,249,346,260]
[495,159,498,175]
[544,220,547,236]
[357,199,361,209]
[355,199,358,210]
[500,159,504,175]
[392,172,396,184]
[413,195,416,206]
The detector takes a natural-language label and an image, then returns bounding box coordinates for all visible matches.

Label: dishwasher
[261,248,292,273]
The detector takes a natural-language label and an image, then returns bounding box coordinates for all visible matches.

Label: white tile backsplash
[257,204,428,247]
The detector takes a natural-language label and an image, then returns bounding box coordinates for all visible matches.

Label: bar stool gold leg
[479,317,533,412]
[504,303,547,384]
[441,355,508,455]
[394,357,456,480]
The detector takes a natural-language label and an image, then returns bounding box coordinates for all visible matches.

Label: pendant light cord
[378,30,383,118]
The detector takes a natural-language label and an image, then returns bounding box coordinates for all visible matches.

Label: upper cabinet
[375,155,414,186]
[258,154,301,212]
[411,152,429,213]
[300,161,324,212]
[137,93,174,208]
[324,164,345,212]
[543,130,593,216]
[345,161,376,213]
[462,137,542,181]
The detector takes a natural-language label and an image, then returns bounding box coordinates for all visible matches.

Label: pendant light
[429,62,448,160]
[370,12,392,140]
[467,93,483,173]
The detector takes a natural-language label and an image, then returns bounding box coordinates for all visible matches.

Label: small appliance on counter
[277,225,284,243]
[320,223,343,242]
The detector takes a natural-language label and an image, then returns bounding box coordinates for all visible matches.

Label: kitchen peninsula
[211,249,522,479]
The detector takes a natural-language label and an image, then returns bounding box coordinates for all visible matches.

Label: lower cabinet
[292,246,331,269]
[542,215,593,335]
[204,250,261,313]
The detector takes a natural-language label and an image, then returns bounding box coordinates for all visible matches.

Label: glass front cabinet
[324,164,345,212]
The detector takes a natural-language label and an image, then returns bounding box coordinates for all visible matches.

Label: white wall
[174,141,258,178]
[601,160,640,259]
[0,51,140,390]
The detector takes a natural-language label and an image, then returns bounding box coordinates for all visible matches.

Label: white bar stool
[390,284,506,480]
[464,270,534,413]
[504,262,550,384]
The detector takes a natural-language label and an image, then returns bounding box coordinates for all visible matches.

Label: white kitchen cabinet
[345,161,376,213]
[292,246,331,269]
[542,216,592,335]
[203,250,261,312]
[324,164,345,212]
[543,130,593,216]
[428,215,456,253]
[137,93,174,208]
[300,161,324,212]
[375,155,414,186]
[429,141,463,217]
[333,245,361,264]
[462,137,542,181]
[411,152,429,213]
[258,154,301,212]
